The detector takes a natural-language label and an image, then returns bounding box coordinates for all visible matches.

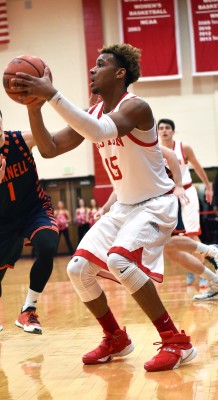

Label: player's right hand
[27,99,46,110]
[174,185,190,206]
[89,92,102,107]
[94,208,104,221]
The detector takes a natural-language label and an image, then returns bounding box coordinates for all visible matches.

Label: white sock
[201,266,218,282]
[22,289,40,312]
[195,242,210,255]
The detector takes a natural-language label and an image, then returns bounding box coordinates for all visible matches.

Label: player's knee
[67,257,80,280]
[165,236,177,251]
[107,252,149,294]
[107,253,127,276]
[67,256,91,283]
[67,256,102,302]
[164,237,181,261]
[38,242,57,260]
[107,253,134,281]
[33,230,59,258]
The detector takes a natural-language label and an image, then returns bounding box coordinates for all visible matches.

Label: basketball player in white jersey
[158,119,213,288]
[12,44,197,372]
[94,153,218,302]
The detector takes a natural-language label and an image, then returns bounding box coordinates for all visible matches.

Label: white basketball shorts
[182,185,201,236]
[73,193,178,283]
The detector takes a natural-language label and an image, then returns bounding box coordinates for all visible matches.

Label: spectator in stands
[54,201,74,255]
[87,198,99,227]
[74,198,90,243]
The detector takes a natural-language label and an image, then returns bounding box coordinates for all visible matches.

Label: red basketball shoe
[82,327,134,365]
[144,330,197,372]
[15,307,42,334]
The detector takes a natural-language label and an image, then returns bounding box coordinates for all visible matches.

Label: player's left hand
[0,154,6,183]
[11,67,57,101]
[174,185,190,206]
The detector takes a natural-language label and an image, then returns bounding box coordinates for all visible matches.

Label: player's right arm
[0,114,5,148]
[27,108,84,158]
[183,143,213,204]
[161,145,189,206]
[0,154,6,184]
[0,132,4,149]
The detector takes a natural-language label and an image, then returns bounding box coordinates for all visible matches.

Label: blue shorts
[0,201,58,270]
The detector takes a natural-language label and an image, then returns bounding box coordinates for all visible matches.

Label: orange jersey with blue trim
[0,131,49,221]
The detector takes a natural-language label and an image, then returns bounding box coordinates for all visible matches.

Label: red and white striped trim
[127,133,158,147]
[0,1,10,44]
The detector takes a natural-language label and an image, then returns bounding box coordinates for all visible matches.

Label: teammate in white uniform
[13,44,197,372]
[158,119,213,287]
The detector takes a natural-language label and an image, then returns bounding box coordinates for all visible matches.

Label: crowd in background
[54,197,100,255]
[53,173,218,257]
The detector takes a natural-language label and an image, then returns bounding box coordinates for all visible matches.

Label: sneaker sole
[82,355,112,365]
[83,342,134,365]
[113,342,135,358]
[193,293,218,301]
[173,347,197,370]
[15,320,42,334]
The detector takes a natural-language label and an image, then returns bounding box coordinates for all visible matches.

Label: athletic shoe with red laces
[144,330,197,372]
[15,307,42,334]
[82,327,134,365]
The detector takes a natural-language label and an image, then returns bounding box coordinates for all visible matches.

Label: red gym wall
[82,0,113,206]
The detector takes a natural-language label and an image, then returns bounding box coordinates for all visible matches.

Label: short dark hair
[100,43,141,87]
[158,118,175,131]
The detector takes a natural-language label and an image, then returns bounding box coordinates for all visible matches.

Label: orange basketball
[2,55,52,105]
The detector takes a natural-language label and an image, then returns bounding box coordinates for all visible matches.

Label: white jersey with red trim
[173,140,192,186]
[89,92,174,204]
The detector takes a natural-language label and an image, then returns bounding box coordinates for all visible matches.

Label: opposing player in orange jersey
[0,110,59,334]
[12,44,197,372]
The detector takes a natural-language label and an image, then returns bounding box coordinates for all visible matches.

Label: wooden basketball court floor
[0,256,217,400]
